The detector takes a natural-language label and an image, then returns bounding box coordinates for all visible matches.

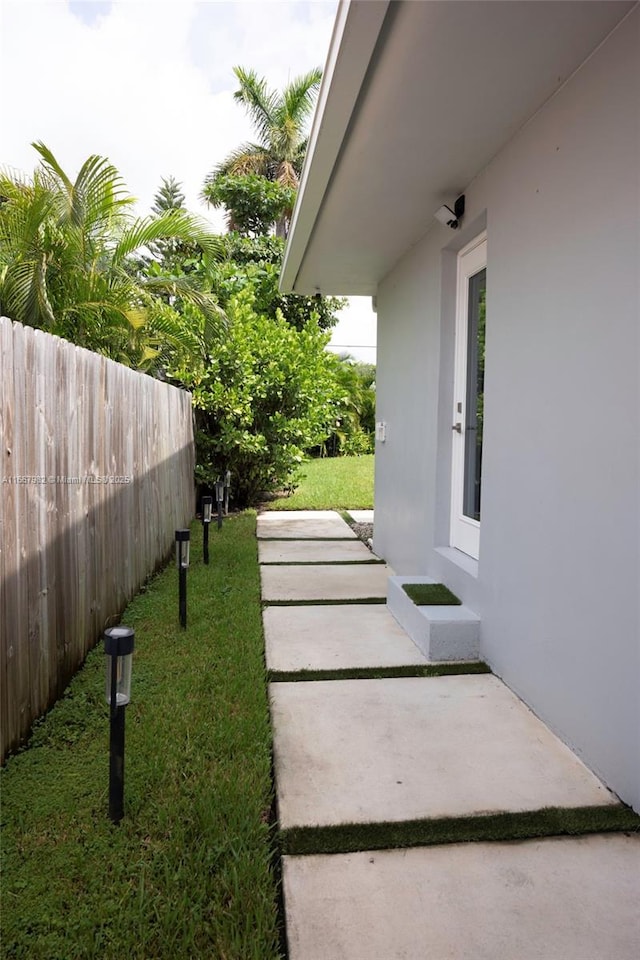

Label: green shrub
[174,289,339,506]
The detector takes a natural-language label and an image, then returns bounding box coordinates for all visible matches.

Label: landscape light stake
[214,479,225,530]
[104,626,134,824]
[202,496,213,565]
[175,529,190,628]
[224,470,231,515]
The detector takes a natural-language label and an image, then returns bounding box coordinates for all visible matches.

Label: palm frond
[31,141,74,195]
[0,258,45,327]
[232,67,278,146]
[32,143,134,245]
[279,67,322,128]
[113,211,224,264]
[0,178,58,326]
[124,307,147,330]
[142,274,227,334]
[73,153,133,229]
[273,160,299,189]
[205,144,273,185]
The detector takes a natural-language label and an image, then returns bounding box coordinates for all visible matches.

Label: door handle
[452,422,462,433]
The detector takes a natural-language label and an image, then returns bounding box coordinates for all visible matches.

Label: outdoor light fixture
[224,470,231,515]
[175,529,190,628]
[214,479,225,529]
[104,625,135,824]
[202,495,213,565]
[434,194,465,230]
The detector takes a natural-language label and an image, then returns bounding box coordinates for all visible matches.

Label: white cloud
[0,0,375,355]
[0,0,335,216]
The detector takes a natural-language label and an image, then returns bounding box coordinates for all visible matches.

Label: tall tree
[203,174,294,237]
[147,175,195,272]
[151,175,186,216]
[0,144,225,369]
[202,65,322,237]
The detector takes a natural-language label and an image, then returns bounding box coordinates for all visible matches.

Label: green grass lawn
[266,454,374,510]
[0,514,282,960]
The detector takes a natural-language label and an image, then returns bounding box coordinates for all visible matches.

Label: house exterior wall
[373,11,639,810]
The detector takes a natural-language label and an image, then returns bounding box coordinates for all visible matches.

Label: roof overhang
[281,0,635,296]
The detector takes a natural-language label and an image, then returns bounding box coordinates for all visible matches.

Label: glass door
[451,234,486,559]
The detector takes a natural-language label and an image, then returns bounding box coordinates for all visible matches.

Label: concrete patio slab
[283,834,640,960]
[258,539,377,564]
[347,509,374,523]
[270,675,616,829]
[261,563,390,602]
[264,604,428,672]
[257,510,356,539]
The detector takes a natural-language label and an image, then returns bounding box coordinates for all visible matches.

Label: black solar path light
[214,479,225,530]
[202,496,213,565]
[104,626,134,824]
[175,529,190,628]
[224,470,231,515]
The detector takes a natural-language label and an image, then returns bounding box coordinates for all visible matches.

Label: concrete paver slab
[264,605,428,672]
[257,511,356,539]
[261,563,390,602]
[270,675,616,829]
[283,834,640,960]
[259,539,377,564]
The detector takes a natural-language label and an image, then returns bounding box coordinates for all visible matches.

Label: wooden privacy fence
[0,317,195,760]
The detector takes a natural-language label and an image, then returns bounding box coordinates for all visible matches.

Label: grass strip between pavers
[269,662,491,682]
[280,805,640,857]
[403,582,462,605]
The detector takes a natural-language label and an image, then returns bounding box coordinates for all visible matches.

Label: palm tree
[202,66,322,236]
[0,143,225,369]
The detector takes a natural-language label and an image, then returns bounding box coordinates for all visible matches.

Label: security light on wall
[434,194,465,230]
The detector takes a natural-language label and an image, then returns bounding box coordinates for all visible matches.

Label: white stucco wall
[374,10,640,810]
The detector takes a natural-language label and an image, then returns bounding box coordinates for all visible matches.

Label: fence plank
[1,318,15,752]
[0,318,194,759]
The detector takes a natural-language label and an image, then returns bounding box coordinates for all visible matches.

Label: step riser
[387,576,480,661]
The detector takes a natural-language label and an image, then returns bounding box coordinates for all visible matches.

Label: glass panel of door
[463,268,486,522]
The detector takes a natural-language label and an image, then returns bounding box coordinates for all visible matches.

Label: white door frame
[450,232,487,560]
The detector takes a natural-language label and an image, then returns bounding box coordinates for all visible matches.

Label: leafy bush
[173,289,339,506]
[211,233,344,331]
[202,173,295,236]
[311,356,376,457]
[340,428,374,456]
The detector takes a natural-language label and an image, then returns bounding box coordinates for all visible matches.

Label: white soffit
[281,0,636,296]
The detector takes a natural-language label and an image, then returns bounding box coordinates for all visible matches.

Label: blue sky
[0,0,376,359]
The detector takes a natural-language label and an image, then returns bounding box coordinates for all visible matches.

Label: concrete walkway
[260,511,640,960]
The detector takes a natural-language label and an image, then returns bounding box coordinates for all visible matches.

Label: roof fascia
[280,0,391,293]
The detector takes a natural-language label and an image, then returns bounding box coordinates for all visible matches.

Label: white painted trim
[450,233,487,560]
[280,0,391,293]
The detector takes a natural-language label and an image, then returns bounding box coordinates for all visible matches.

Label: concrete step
[387,575,480,661]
